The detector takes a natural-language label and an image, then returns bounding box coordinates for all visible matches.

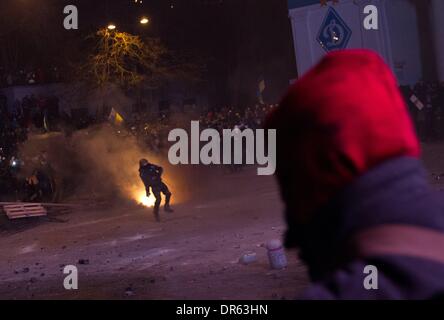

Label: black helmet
[139,158,149,167]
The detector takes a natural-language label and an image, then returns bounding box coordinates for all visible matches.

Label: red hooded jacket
[266,49,420,223]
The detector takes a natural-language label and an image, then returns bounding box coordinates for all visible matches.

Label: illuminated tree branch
[81,28,203,90]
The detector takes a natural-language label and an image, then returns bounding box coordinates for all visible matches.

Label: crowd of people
[0,94,61,200]
[0,99,276,199]
[2,79,444,200]
[2,83,444,163]
[0,105,27,162]
[0,94,60,150]
[121,104,276,155]
[0,103,29,200]
[199,104,276,132]
[0,66,62,88]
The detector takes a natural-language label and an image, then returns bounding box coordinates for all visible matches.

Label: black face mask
[284,208,301,249]
[283,203,346,281]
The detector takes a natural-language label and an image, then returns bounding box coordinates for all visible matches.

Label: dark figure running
[139,158,173,221]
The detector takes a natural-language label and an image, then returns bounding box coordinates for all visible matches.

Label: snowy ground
[1,143,443,300]
[0,165,308,300]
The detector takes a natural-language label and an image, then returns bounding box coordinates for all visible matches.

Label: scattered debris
[2,203,47,220]
[0,202,81,221]
[239,252,257,265]
[14,267,30,274]
[124,287,135,296]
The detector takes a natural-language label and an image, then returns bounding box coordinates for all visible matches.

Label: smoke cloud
[19,124,190,207]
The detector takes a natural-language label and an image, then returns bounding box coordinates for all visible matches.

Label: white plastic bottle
[266,239,288,269]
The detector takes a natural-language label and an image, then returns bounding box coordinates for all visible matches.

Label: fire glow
[135,188,156,207]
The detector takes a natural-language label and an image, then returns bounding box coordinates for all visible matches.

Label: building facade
[288,0,444,84]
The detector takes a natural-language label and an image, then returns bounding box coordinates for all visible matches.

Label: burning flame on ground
[134,188,156,208]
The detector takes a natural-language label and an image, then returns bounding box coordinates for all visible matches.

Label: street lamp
[140,17,149,25]
[106,17,149,32]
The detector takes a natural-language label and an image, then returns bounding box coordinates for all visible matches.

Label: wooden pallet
[3,203,47,220]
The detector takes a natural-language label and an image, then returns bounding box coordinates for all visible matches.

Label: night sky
[0,0,297,107]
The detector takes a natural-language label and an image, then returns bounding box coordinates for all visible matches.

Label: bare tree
[82,28,202,90]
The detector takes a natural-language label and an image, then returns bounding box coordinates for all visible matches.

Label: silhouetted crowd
[0,66,62,88]
[0,101,276,199]
[5,79,444,199]
[126,113,171,154]
[0,106,27,162]
[199,104,276,132]
[0,94,61,167]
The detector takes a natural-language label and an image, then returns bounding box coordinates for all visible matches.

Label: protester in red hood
[265,49,444,299]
